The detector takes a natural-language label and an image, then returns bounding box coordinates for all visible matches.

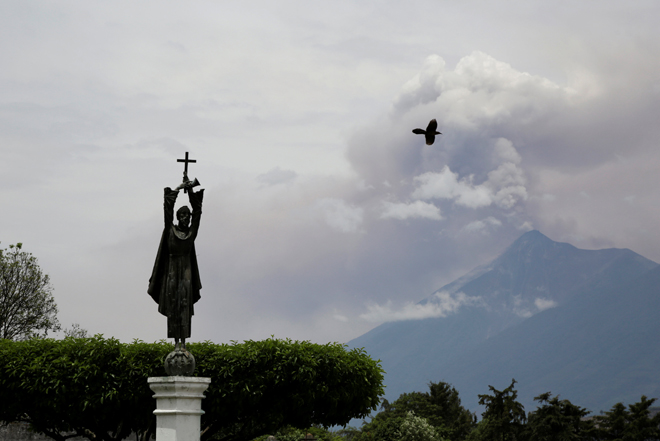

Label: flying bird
[412,119,442,145]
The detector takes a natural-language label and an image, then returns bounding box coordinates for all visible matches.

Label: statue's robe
[148,187,203,339]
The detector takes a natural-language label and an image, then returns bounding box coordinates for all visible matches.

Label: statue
[148,152,203,375]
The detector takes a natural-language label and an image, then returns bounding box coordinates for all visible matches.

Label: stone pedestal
[148,377,212,441]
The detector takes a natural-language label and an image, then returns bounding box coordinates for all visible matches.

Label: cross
[177,152,197,176]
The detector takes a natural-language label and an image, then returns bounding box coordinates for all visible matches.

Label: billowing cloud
[394,51,570,126]
[314,198,364,233]
[360,291,482,323]
[257,167,298,186]
[535,297,558,312]
[411,161,526,210]
[380,200,443,220]
[493,138,521,164]
[411,167,492,208]
[513,296,559,318]
[463,216,502,234]
[333,313,349,323]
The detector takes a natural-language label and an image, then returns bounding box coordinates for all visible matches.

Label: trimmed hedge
[0,336,384,441]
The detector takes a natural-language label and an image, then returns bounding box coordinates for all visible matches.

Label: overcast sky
[1,1,659,344]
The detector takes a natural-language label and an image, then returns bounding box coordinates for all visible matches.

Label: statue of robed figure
[148,152,203,375]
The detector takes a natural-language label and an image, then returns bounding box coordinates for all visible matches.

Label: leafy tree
[626,397,660,440]
[425,382,477,440]
[397,411,444,441]
[304,426,345,441]
[0,336,384,441]
[593,396,660,440]
[356,416,404,441]
[359,382,475,441]
[333,426,365,441]
[63,323,89,338]
[596,402,628,440]
[0,242,60,340]
[256,425,344,441]
[471,379,525,441]
[259,426,306,441]
[525,392,595,441]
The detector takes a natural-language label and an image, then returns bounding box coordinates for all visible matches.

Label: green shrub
[0,336,384,441]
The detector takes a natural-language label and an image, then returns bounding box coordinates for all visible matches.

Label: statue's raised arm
[187,188,204,240]
[163,187,179,227]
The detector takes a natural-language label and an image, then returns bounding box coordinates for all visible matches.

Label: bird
[412,119,442,145]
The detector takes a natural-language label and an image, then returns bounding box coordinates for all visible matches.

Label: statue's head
[176,206,191,228]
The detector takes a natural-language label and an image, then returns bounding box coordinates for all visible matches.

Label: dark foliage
[0,336,384,441]
[592,396,660,441]
[471,379,525,441]
[525,392,595,441]
[357,381,475,441]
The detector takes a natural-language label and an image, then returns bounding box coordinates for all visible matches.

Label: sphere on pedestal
[164,348,196,376]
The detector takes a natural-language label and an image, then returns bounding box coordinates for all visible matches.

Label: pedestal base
[148,376,211,441]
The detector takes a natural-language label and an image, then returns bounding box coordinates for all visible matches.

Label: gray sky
[2,1,659,344]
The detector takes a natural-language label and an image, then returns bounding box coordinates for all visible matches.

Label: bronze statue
[148,153,203,374]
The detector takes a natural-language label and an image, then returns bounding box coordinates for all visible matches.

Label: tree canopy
[468,379,526,441]
[397,411,443,441]
[525,392,595,441]
[0,336,385,441]
[592,395,660,441]
[356,382,475,441]
[0,242,60,340]
[4,341,660,441]
[339,377,660,441]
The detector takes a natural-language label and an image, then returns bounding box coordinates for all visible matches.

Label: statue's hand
[189,188,204,209]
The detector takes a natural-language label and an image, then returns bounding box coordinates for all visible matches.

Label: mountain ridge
[349,230,659,413]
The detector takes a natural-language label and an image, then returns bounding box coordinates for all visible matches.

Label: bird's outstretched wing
[413,119,442,145]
